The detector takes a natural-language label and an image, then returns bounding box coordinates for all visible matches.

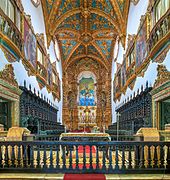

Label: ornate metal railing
[0,9,23,52]
[0,141,169,173]
[148,9,170,52]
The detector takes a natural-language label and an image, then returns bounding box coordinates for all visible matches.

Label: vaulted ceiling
[41,0,130,70]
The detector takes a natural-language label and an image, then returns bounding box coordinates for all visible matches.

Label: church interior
[0,0,170,179]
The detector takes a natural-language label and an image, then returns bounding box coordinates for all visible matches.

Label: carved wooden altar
[63,58,112,131]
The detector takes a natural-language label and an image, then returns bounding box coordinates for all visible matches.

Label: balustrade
[0,141,169,173]
[0,9,23,53]
[37,62,47,80]
[148,10,170,52]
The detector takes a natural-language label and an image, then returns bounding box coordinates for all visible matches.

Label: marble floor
[0,173,170,180]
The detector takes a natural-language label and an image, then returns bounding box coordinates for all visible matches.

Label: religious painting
[121,59,126,87]
[24,18,36,68]
[47,60,52,86]
[37,47,44,64]
[16,8,21,31]
[117,70,121,89]
[136,18,147,67]
[57,77,61,100]
[128,46,135,66]
[79,77,95,106]
[8,0,15,22]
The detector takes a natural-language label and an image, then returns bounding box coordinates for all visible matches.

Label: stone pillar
[11,100,20,127]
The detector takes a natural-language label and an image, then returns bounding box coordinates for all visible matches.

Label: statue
[84,106,91,123]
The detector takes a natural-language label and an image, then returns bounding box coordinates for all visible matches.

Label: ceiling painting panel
[89,13,114,31]
[58,13,84,31]
[70,44,86,59]
[95,40,113,60]
[87,44,103,60]
[60,40,77,60]
[56,0,81,19]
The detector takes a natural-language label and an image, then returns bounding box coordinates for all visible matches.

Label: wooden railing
[110,135,134,141]
[148,9,170,52]
[37,62,47,81]
[0,9,23,53]
[0,141,169,173]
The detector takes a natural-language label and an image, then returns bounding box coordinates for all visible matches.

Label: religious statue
[84,106,91,123]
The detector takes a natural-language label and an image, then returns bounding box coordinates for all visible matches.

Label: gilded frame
[22,14,37,76]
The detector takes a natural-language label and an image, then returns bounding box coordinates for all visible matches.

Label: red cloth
[70,128,91,133]
[64,174,106,180]
[78,145,96,153]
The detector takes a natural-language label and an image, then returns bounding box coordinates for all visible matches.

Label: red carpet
[71,163,102,169]
[64,174,106,180]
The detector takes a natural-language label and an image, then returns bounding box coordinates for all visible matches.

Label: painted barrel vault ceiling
[41,0,130,70]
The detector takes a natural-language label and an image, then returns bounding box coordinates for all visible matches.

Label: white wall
[112,0,163,122]
[0,1,63,123]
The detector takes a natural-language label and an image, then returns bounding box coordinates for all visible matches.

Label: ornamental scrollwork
[0,64,18,88]
[154,65,170,88]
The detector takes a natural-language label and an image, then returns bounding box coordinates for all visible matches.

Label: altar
[60,132,111,158]
[60,132,111,142]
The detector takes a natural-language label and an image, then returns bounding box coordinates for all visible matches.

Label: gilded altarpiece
[63,58,112,131]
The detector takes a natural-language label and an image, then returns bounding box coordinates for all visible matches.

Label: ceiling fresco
[41,0,130,70]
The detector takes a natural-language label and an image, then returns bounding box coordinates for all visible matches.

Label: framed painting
[136,18,147,67]
[24,17,36,68]
[121,59,126,87]
[79,77,96,106]
[47,60,52,86]
[37,46,44,65]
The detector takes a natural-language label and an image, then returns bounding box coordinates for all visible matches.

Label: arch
[50,8,81,36]
[56,29,80,38]
[91,41,108,62]
[92,29,118,38]
[90,8,121,34]
[63,54,109,72]
[77,71,97,83]
[50,8,122,37]
[64,42,82,65]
